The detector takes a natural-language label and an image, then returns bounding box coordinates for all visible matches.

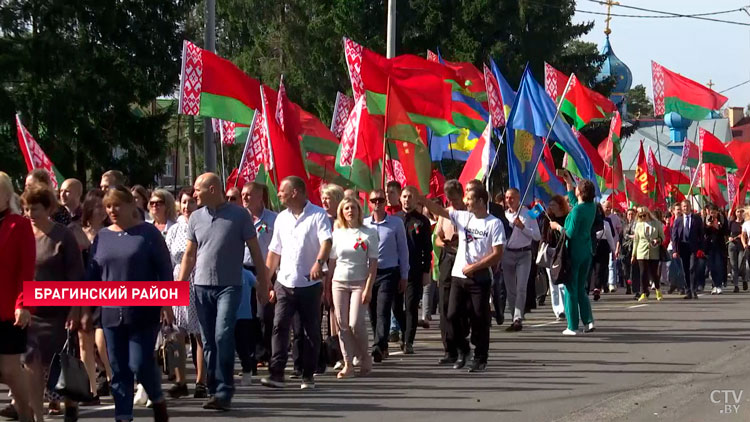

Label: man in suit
[671,200,705,299]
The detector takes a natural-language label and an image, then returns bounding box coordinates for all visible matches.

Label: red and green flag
[179,40,262,125]
[212,119,250,145]
[646,146,667,207]
[344,38,457,136]
[384,79,432,194]
[544,63,616,129]
[699,127,737,169]
[597,111,624,190]
[335,96,385,192]
[701,164,727,208]
[652,61,728,121]
[681,139,700,168]
[15,114,64,189]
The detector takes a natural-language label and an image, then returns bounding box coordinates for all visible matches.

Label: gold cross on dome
[604,0,620,35]
[707,79,715,90]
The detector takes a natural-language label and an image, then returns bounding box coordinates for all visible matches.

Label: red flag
[701,164,727,208]
[16,114,62,189]
[626,177,654,208]
[634,142,656,202]
[732,165,750,213]
[727,140,750,171]
[647,147,667,207]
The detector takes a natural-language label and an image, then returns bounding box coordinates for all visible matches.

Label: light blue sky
[571,0,750,110]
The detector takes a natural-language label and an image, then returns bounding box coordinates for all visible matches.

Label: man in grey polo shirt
[178,173,269,411]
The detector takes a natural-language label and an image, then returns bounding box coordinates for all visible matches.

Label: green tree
[626,84,654,119]
[0,0,197,186]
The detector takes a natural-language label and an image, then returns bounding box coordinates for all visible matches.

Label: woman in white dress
[164,188,206,399]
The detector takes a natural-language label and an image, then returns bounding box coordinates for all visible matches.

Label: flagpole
[654,122,666,204]
[219,123,227,189]
[516,74,575,215]
[381,78,391,189]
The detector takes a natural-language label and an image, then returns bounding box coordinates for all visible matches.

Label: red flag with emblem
[16,114,63,189]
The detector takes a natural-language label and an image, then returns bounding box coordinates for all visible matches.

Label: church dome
[596,35,633,107]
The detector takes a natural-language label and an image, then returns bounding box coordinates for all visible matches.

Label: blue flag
[506,66,599,202]
[528,202,546,219]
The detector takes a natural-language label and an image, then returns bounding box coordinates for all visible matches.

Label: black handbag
[550,232,571,285]
[47,330,93,402]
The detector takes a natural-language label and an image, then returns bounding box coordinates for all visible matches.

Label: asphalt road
[4,291,750,422]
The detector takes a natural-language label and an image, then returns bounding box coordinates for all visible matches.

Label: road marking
[628,304,648,309]
[530,320,562,327]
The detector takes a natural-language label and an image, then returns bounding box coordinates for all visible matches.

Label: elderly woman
[327,198,378,378]
[147,189,177,237]
[321,184,345,223]
[87,186,173,422]
[0,172,34,422]
[550,173,597,336]
[165,187,207,399]
[631,207,665,302]
[21,184,85,422]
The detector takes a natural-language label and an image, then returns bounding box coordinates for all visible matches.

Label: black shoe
[438,354,457,365]
[194,382,208,399]
[152,401,169,422]
[667,286,676,294]
[0,404,18,421]
[505,320,522,332]
[404,343,414,354]
[683,293,693,300]
[633,293,641,301]
[371,347,383,363]
[593,289,601,301]
[389,331,400,343]
[289,369,303,379]
[734,286,740,293]
[96,379,110,397]
[744,281,748,291]
[495,317,504,326]
[63,406,79,422]
[202,397,230,411]
[467,360,487,373]
[453,353,467,370]
[79,396,101,406]
[167,383,189,399]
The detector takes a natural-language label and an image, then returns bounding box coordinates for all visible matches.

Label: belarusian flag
[731,165,750,213]
[298,108,351,188]
[212,119,250,145]
[330,92,355,139]
[682,139,700,168]
[701,164,727,207]
[647,146,667,207]
[699,127,737,169]
[545,63,616,129]
[597,111,624,190]
[335,96,384,192]
[16,114,64,189]
[484,64,505,127]
[660,165,690,201]
[428,50,488,108]
[652,61,728,120]
[384,79,432,194]
[459,120,494,186]
[343,38,456,136]
[179,40,262,125]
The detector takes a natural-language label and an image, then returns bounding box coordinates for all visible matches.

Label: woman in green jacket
[550,174,596,336]
[631,207,665,302]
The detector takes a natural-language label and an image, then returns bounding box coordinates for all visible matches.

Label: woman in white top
[147,189,176,236]
[327,197,378,379]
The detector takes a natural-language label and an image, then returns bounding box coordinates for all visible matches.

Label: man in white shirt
[420,185,505,373]
[260,176,332,390]
[502,188,540,332]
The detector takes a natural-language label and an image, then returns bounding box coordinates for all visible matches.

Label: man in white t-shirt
[420,184,505,373]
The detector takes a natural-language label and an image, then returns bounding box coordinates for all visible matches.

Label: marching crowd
[0,167,744,422]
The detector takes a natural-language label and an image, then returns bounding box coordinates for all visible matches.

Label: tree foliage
[626,84,654,119]
[0,0,197,185]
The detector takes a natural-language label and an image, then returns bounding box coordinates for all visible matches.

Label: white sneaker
[145,399,153,409]
[134,384,148,406]
[562,329,577,336]
[241,372,253,386]
[300,379,315,390]
[333,361,344,371]
[608,285,617,293]
[352,356,360,367]
[584,323,595,333]
[711,287,717,295]
[717,287,723,295]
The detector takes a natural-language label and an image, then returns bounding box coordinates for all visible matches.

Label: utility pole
[203,0,217,173]
[386,0,396,59]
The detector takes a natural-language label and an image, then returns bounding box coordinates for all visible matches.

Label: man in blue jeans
[178,173,269,411]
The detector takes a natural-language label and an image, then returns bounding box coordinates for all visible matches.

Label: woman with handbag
[20,184,85,422]
[549,173,597,336]
[326,197,378,378]
[631,207,665,302]
[540,195,569,320]
[87,186,174,422]
[0,172,35,422]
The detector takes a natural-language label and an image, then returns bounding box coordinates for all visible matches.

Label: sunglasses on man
[369,197,385,204]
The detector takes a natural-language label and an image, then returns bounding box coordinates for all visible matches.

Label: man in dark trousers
[398,186,433,354]
[671,200,705,300]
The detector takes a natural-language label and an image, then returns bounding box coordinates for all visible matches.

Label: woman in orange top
[0,171,35,422]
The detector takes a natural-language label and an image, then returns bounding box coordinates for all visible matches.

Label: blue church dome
[596,35,633,109]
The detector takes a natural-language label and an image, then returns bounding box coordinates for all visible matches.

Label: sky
[571,0,750,110]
